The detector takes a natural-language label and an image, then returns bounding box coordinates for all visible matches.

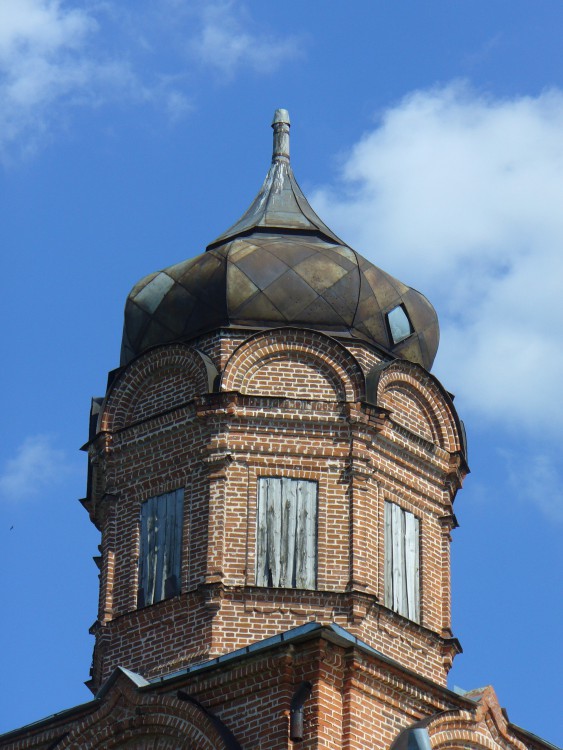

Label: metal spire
[272,109,290,163]
[207,109,344,249]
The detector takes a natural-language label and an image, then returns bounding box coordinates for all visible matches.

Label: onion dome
[121,110,439,370]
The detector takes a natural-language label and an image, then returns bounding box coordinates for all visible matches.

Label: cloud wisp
[189,1,302,78]
[0,0,301,161]
[503,449,563,524]
[0,0,143,161]
[0,434,73,503]
[311,83,563,520]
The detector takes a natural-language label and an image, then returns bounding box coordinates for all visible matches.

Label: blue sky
[0,1,561,744]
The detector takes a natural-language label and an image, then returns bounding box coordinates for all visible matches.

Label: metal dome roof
[121,110,439,370]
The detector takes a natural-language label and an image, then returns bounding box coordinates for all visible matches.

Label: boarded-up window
[384,501,420,622]
[138,489,183,607]
[256,477,317,589]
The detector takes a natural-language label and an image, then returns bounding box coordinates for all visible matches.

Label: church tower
[84,108,466,696]
[2,111,550,750]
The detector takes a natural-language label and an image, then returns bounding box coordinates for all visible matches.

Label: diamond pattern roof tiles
[120,110,439,370]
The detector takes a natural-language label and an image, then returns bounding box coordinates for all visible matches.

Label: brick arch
[221,327,364,402]
[382,380,442,444]
[366,360,464,454]
[424,687,529,750]
[427,708,528,750]
[100,344,219,432]
[59,691,238,750]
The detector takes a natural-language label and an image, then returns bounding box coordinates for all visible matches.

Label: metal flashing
[95,665,149,699]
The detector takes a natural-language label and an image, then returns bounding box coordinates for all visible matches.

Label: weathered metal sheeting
[121,231,439,371]
[120,109,440,372]
[208,109,344,248]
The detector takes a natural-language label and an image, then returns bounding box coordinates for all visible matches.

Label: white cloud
[310,83,563,520]
[0,0,93,61]
[163,89,193,122]
[0,0,301,160]
[0,0,138,160]
[190,1,302,77]
[312,83,563,430]
[0,434,73,502]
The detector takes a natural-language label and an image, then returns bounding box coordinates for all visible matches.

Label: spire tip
[272,108,290,126]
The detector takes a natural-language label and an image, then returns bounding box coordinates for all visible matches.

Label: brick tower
[0,111,552,750]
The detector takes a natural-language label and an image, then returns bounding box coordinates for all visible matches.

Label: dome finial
[207,107,345,249]
[272,108,290,163]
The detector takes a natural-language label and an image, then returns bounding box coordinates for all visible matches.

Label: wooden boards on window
[384,500,420,622]
[138,489,184,607]
[256,477,317,589]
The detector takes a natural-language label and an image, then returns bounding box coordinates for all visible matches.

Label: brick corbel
[440,635,462,674]
[200,452,233,480]
[90,431,112,457]
[80,491,118,532]
[445,450,469,497]
[198,581,225,612]
[438,513,459,535]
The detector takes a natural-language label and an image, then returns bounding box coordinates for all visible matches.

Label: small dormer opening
[387,304,413,345]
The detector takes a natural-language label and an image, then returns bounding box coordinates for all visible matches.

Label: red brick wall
[85,327,466,692]
[6,636,523,750]
[244,354,344,400]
